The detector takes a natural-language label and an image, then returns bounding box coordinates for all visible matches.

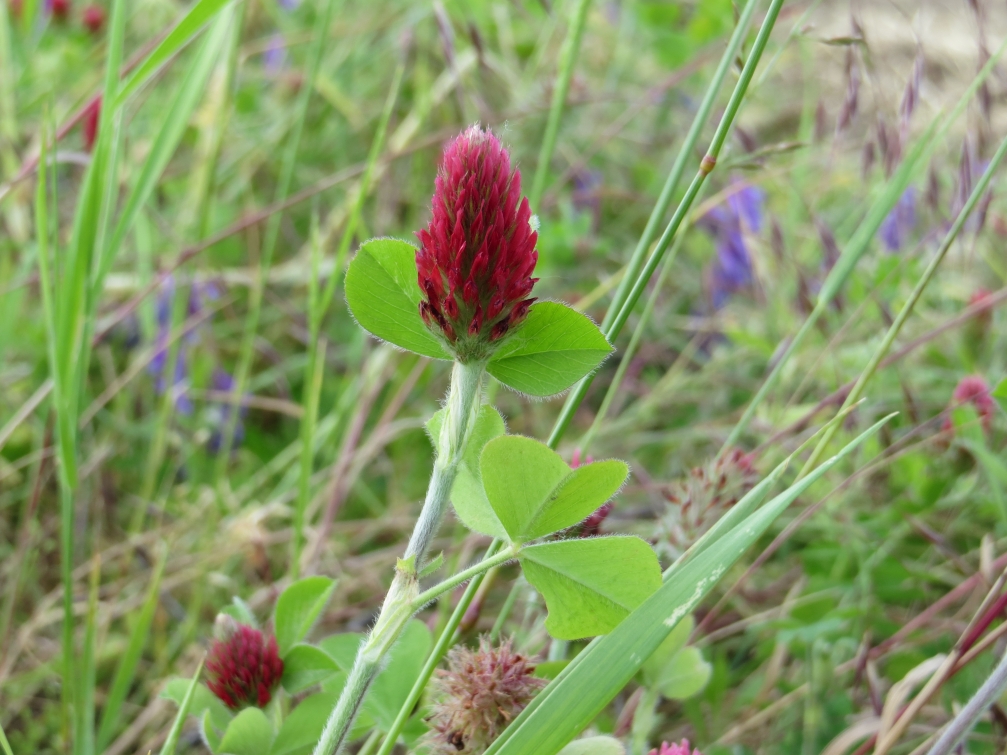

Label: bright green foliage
[479,435,628,542]
[219,708,275,755]
[521,537,662,640]
[270,691,356,755]
[557,736,626,755]
[486,302,613,397]
[344,238,450,360]
[159,663,207,755]
[161,679,233,735]
[281,645,342,695]
[274,576,337,656]
[641,616,711,700]
[365,620,432,732]
[486,417,891,755]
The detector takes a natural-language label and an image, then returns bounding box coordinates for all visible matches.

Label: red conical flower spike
[416,125,538,362]
[206,623,284,710]
[82,3,104,34]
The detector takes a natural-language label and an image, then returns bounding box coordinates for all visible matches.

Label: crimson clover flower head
[82,4,105,34]
[944,375,996,434]
[416,125,539,362]
[206,623,284,710]
[649,740,702,755]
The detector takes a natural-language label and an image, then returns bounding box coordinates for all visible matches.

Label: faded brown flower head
[425,637,546,754]
[660,449,758,559]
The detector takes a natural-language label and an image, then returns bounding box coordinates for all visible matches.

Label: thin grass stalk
[293,63,404,577]
[579,193,701,454]
[527,0,591,209]
[373,542,504,755]
[0,0,17,175]
[96,548,167,750]
[76,556,101,755]
[924,648,1007,755]
[158,660,204,755]
[800,133,1007,476]
[548,0,778,448]
[214,0,337,481]
[719,35,1007,454]
[0,718,12,755]
[601,0,762,332]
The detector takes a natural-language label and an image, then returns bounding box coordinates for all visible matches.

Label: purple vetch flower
[878,187,917,252]
[207,369,248,454]
[700,182,764,309]
[277,0,300,8]
[263,33,287,74]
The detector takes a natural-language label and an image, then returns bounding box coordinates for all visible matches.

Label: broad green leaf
[161,679,232,734]
[281,644,341,694]
[557,737,626,755]
[993,377,1007,413]
[653,647,711,700]
[218,708,274,755]
[366,619,432,731]
[642,615,693,683]
[274,576,337,656]
[486,416,892,755]
[344,238,450,359]
[481,435,569,541]
[481,436,628,542]
[318,632,362,672]
[521,537,662,640]
[115,0,233,107]
[201,710,222,753]
[524,460,628,540]
[428,405,507,537]
[487,302,613,397]
[533,660,570,680]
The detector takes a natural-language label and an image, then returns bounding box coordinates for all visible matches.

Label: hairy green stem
[374,540,503,755]
[313,360,485,755]
[412,547,517,611]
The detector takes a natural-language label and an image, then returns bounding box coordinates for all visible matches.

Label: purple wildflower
[277,0,299,8]
[207,369,247,454]
[263,34,287,74]
[878,187,916,252]
[701,182,764,309]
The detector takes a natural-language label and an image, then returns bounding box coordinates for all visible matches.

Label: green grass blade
[75,557,101,755]
[527,0,591,209]
[214,0,337,479]
[115,0,234,108]
[102,8,233,287]
[0,718,12,755]
[719,35,1007,453]
[158,660,205,755]
[800,130,1007,473]
[487,415,894,755]
[601,0,762,332]
[96,549,168,751]
[548,0,783,449]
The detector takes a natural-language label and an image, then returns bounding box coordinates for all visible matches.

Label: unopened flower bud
[206,623,283,710]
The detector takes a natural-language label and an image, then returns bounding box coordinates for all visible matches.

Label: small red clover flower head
[82,3,105,34]
[943,375,996,434]
[206,623,284,710]
[650,740,702,755]
[416,125,538,362]
[48,0,70,20]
